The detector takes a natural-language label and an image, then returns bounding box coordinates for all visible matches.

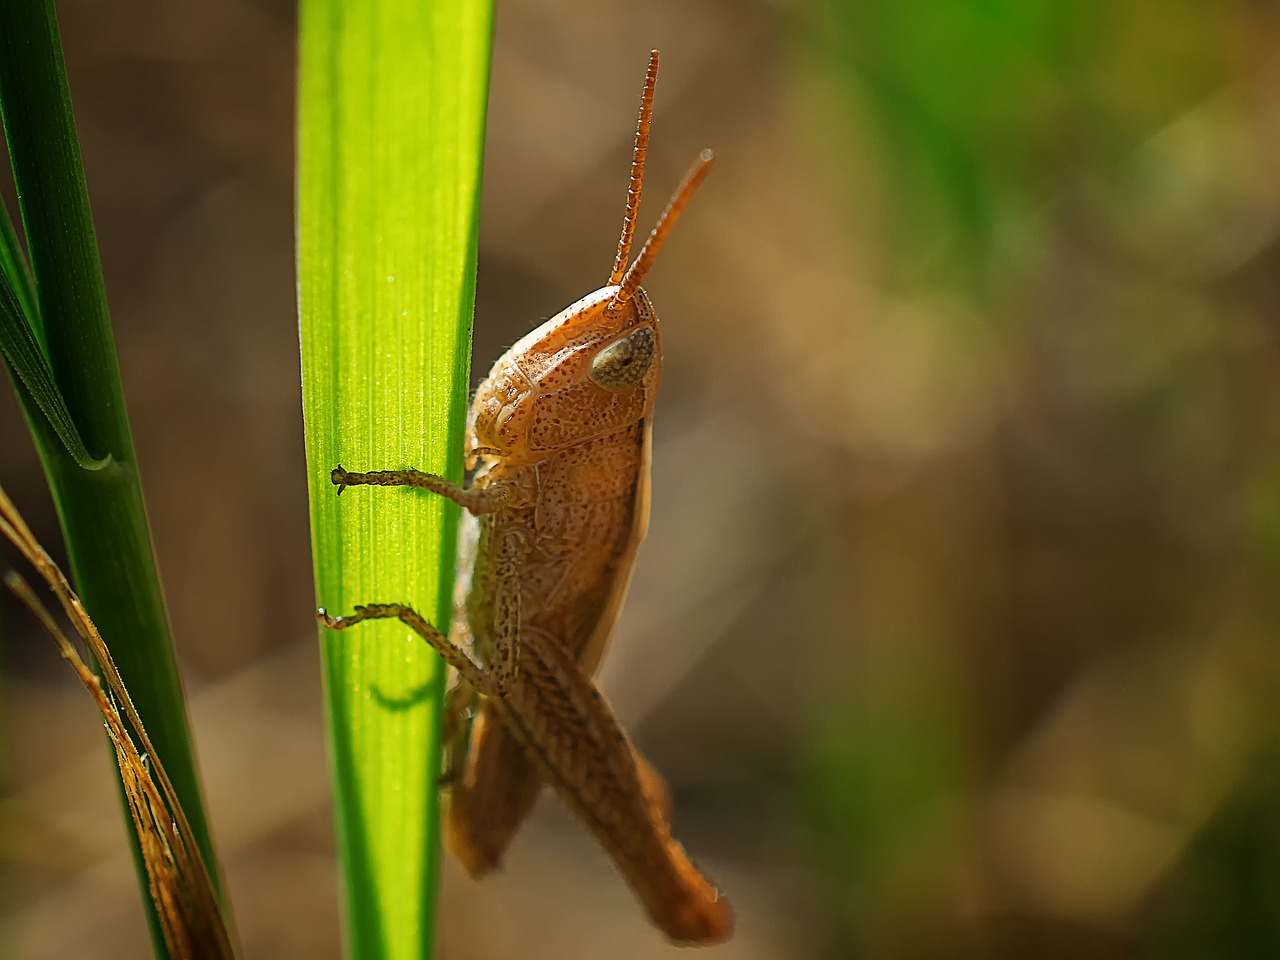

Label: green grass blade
[0,270,107,469]
[0,2,227,956]
[0,199,40,337]
[297,2,493,957]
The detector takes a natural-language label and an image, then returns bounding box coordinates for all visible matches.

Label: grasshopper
[319,51,730,944]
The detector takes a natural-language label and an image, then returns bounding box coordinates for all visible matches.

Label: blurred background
[4,0,1280,957]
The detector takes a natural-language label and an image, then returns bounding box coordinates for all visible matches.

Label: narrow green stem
[0,1,227,956]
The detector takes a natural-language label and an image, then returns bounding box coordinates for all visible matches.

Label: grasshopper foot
[317,606,374,630]
[331,464,351,494]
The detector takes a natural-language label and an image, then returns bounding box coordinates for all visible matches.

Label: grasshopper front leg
[331,465,506,515]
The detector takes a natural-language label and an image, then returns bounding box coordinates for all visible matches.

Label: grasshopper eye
[588,327,655,392]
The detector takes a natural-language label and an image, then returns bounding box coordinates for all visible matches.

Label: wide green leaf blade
[298,2,493,957]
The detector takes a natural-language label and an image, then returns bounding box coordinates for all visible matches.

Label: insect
[319,50,730,944]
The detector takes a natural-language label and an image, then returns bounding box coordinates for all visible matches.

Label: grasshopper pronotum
[319,50,730,944]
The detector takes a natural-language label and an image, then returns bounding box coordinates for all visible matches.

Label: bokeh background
[5,0,1280,957]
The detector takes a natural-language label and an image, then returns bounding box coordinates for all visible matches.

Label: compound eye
[588,326,655,392]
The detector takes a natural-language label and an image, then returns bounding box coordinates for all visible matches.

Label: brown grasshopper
[319,51,730,944]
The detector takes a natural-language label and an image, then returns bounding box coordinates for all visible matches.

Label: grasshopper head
[469,51,712,465]
[468,285,661,463]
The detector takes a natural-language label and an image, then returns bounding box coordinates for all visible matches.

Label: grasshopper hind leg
[633,748,673,824]
[439,678,479,788]
[445,705,544,878]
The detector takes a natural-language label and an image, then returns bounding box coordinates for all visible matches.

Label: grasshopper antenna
[608,50,659,286]
[610,148,715,311]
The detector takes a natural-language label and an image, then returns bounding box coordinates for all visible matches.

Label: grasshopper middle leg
[318,603,498,694]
